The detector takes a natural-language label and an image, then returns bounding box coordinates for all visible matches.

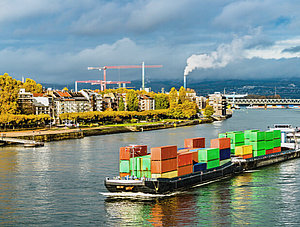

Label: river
[1,109,300,225]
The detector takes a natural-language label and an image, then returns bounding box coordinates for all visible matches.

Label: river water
[1,109,300,226]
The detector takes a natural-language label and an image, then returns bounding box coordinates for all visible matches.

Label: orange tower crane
[87,62,163,91]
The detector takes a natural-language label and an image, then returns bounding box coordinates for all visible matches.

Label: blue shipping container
[193,162,207,172]
[220,148,231,160]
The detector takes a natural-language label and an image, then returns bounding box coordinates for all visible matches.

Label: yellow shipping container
[235,145,252,156]
[151,170,178,179]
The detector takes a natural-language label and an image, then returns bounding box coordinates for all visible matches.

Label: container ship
[104,129,300,194]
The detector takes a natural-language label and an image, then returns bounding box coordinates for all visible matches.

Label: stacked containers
[272,130,282,153]
[151,145,178,178]
[184,137,205,149]
[245,131,266,157]
[211,138,230,166]
[177,151,193,176]
[197,147,220,169]
[130,155,151,178]
[265,131,274,154]
[235,145,253,159]
[227,131,245,154]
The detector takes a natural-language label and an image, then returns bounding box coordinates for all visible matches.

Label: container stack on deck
[118,129,282,179]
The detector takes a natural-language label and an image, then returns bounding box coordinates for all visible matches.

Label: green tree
[154,93,170,109]
[126,90,139,111]
[169,87,178,109]
[204,105,214,118]
[119,96,125,111]
[178,86,187,104]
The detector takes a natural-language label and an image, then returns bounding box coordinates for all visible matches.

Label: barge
[105,147,300,194]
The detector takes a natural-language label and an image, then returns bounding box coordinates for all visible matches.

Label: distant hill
[43,78,300,98]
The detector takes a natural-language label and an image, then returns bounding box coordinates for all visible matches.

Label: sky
[1,0,300,86]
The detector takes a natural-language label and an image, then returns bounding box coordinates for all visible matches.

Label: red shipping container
[120,172,130,178]
[266,149,273,155]
[178,165,193,176]
[120,145,147,160]
[273,147,281,153]
[151,158,177,173]
[211,138,231,150]
[238,153,253,159]
[184,137,205,149]
[151,145,177,160]
[178,152,193,167]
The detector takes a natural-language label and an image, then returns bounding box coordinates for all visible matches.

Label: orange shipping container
[120,172,130,178]
[211,138,231,150]
[120,145,147,160]
[177,152,193,167]
[273,147,281,153]
[151,145,177,160]
[191,151,198,163]
[238,153,253,159]
[151,158,177,173]
[178,165,193,176]
[184,137,205,149]
[265,149,273,155]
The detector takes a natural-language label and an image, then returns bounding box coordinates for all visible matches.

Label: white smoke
[184,35,251,76]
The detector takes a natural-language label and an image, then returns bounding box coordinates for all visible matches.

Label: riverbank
[0,118,216,145]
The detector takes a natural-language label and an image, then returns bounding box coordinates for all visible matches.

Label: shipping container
[231,142,245,154]
[245,140,266,151]
[265,131,274,141]
[272,130,281,139]
[273,146,281,153]
[244,129,260,139]
[265,149,273,155]
[198,148,220,161]
[178,152,193,167]
[220,148,231,160]
[120,145,147,160]
[141,156,151,171]
[218,133,227,138]
[235,145,252,156]
[184,137,205,149]
[119,160,130,173]
[273,138,281,148]
[151,170,178,179]
[226,132,244,143]
[249,131,265,141]
[238,153,253,159]
[206,159,220,169]
[193,162,207,172]
[265,140,274,150]
[151,158,177,173]
[253,149,266,157]
[151,145,177,161]
[211,138,231,150]
[178,165,193,176]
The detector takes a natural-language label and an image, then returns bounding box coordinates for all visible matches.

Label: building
[139,95,155,111]
[79,90,103,112]
[208,92,227,116]
[18,88,35,114]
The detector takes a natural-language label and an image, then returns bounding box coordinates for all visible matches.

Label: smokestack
[184,74,187,89]
[142,61,145,90]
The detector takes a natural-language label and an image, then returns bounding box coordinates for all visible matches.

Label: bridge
[0,136,44,147]
[229,98,300,106]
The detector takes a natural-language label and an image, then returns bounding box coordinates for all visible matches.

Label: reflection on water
[1,109,300,225]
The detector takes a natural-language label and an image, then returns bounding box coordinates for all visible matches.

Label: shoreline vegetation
[0,117,226,146]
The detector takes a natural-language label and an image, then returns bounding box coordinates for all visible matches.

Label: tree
[22,78,43,93]
[178,86,187,104]
[154,93,170,109]
[0,73,20,114]
[169,87,178,109]
[126,90,139,111]
[119,96,125,111]
[204,105,214,118]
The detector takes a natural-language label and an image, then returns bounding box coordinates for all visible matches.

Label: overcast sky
[1,0,300,86]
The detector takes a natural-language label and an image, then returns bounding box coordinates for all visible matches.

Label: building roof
[56,91,72,97]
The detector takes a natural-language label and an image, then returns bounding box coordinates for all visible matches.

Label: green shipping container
[248,141,266,151]
[130,157,141,171]
[265,140,274,150]
[120,160,130,173]
[244,130,260,139]
[253,149,266,157]
[273,138,281,147]
[227,132,244,143]
[141,156,151,171]
[273,130,281,139]
[249,131,265,141]
[198,148,220,161]
[206,159,220,169]
[140,171,151,178]
[218,133,227,138]
[265,131,274,141]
